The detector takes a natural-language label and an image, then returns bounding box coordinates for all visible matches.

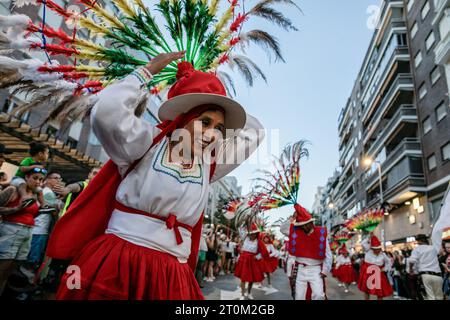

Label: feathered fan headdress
[0,0,300,125]
[254,140,309,212]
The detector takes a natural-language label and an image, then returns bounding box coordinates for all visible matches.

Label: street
[202,269,393,300]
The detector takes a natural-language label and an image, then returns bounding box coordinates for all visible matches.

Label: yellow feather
[209,0,220,16]
[79,17,109,36]
[112,0,137,18]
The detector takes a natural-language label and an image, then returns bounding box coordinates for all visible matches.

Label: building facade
[334,0,434,251]
[404,0,450,224]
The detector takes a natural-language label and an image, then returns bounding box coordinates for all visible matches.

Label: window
[396,33,408,46]
[425,31,436,50]
[414,51,423,68]
[411,22,418,39]
[427,154,437,170]
[407,0,415,12]
[431,67,441,85]
[423,116,432,134]
[436,102,447,122]
[421,1,430,20]
[419,83,427,99]
[442,142,450,161]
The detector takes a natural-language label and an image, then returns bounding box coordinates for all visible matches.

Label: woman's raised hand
[145,51,186,76]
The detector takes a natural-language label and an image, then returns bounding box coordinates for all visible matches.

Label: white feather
[0,14,30,28]
[12,0,38,9]
[0,56,29,70]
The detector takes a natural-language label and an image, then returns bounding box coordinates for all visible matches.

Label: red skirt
[337,264,357,284]
[357,262,393,298]
[56,234,204,300]
[331,265,339,278]
[234,251,265,283]
[260,257,278,274]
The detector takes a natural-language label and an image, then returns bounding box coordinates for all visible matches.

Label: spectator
[43,167,99,299]
[26,172,63,272]
[392,251,407,298]
[53,167,100,217]
[409,234,443,300]
[0,167,46,296]
[205,225,219,282]
[195,227,208,288]
[222,236,236,275]
[439,240,450,299]
[11,142,49,207]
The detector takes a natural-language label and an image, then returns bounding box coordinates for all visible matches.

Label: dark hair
[0,172,6,179]
[29,142,48,156]
[416,234,429,244]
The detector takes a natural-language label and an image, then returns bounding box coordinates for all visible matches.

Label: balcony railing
[362,47,410,121]
[366,105,417,157]
[365,138,422,189]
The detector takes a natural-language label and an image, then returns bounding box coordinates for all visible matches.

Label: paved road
[202,268,393,300]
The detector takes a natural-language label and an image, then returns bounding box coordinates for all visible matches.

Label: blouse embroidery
[152,140,204,185]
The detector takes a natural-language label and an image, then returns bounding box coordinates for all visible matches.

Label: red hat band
[168,61,226,99]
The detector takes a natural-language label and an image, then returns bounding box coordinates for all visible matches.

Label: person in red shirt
[0,167,45,296]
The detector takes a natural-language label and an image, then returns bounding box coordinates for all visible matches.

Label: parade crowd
[0,142,99,299]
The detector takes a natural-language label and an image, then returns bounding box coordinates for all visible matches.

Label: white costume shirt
[280,220,332,274]
[335,255,352,268]
[91,70,264,263]
[361,238,391,271]
[409,244,441,273]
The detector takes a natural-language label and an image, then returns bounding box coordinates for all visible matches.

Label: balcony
[365,138,422,189]
[365,138,425,206]
[366,105,418,157]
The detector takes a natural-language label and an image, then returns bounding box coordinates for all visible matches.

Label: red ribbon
[165,213,183,245]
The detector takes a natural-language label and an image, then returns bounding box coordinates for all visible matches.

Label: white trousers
[421,274,444,300]
[286,255,295,277]
[295,264,325,300]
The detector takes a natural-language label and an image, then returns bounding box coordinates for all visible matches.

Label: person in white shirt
[409,234,443,300]
[234,224,269,300]
[357,234,393,300]
[26,172,62,270]
[280,205,332,300]
[222,237,236,275]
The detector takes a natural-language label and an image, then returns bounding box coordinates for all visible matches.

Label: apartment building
[404,0,450,224]
[335,0,431,251]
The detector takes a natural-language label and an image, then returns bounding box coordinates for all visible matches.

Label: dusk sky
[226,0,379,222]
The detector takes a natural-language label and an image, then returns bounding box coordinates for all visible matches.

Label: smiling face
[182,107,225,157]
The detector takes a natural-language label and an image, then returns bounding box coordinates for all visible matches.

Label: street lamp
[363,156,387,249]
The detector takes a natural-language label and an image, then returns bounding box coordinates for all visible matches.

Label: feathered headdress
[253,140,309,220]
[1,0,300,124]
[345,208,384,233]
[334,228,353,244]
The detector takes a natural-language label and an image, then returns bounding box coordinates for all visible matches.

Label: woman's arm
[211,114,265,182]
[91,52,185,168]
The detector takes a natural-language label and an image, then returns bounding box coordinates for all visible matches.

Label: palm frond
[249,3,298,31]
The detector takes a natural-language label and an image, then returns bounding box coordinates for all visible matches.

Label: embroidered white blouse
[90,69,265,263]
[361,238,392,270]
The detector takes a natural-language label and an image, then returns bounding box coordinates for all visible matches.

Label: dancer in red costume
[280,204,332,300]
[234,223,269,300]
[357,234,393,300]
[335,244,357,293]
[46,53,265,300]
[260,234,279,287]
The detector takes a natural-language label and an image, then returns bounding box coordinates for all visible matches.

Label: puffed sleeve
[322,238,332,274]
[90,68,160,168]
[210,113,265,182]
[280,219,292,237]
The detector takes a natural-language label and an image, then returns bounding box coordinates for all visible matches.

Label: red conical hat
[248,222,261,234]
[339,243,348,254]
[293,204,314,226]
[371,235,382,249]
